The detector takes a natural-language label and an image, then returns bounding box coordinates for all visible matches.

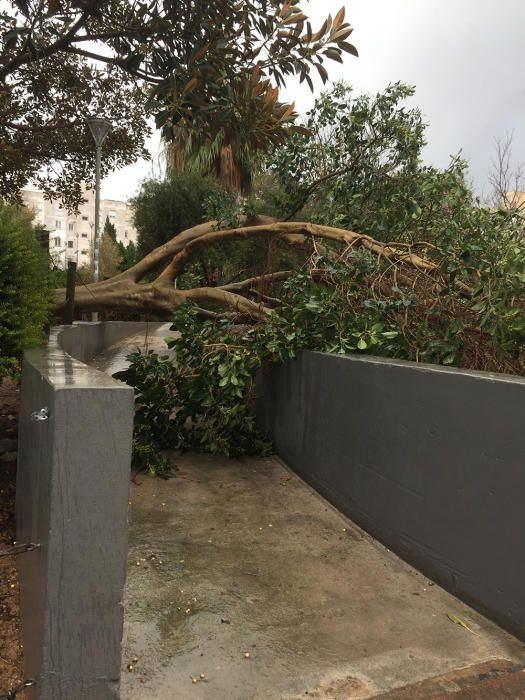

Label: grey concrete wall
[56,321,159,364]
[258,351,525,641]
[16,323,152,699]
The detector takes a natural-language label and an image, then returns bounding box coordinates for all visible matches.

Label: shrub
[0,203,51,376]
[132,172,222,259]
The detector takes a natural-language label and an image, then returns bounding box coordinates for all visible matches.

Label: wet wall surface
[257,351,525,642]
[57,321,168,365]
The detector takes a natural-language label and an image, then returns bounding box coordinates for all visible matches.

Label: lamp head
[86,117,112,147]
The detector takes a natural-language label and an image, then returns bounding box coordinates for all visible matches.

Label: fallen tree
[54,217,442,319]
[57,211,522,473]
[105,213,524,471]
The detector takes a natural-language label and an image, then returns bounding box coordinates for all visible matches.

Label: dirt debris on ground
[0,378,23,693]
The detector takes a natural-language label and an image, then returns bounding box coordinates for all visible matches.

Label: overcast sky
[102,0,525,202]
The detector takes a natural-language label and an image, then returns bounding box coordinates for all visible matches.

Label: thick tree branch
[112,221,219,284]
[54,220,447,320]
[54,277,269,319]
[159,221,437,281]
[218,270,292,292]
[114,214,277,286]
[63,46,165,84]
[0,7,93,80]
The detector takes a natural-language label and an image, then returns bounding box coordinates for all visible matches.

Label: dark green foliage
[115,304,271,461]
[104,216,117,242]
[267,81,471,241]
[0,204,51,376]
[132,173,222,259]
[117,240,138,272]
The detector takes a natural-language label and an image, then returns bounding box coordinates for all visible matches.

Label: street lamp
[86,116,112,322]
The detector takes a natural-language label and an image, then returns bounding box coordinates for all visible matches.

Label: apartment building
[22,186,138,269]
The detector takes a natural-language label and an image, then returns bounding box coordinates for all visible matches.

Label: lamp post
[86,116,112,322]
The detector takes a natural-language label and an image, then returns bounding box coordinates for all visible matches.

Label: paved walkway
[119,454,525,700]
[93,334,525,699]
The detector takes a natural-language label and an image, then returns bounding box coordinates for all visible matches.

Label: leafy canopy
[1,0,356,208]
[266,81,471,236]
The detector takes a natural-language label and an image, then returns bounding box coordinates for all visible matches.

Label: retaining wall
[258,351,525,641]
[17,322,156,699]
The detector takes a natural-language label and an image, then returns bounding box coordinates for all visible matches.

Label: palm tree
[164,70,302,195]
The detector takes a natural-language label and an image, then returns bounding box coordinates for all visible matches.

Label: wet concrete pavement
[92,334,525,699]
[119,455,525,700]
[90,323,175,376]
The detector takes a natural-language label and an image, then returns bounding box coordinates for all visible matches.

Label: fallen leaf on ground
[447,612,477,634]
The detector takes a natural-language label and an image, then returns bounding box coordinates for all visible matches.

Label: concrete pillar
[17,347,134,699]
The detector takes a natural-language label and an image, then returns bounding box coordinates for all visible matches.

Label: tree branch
[0,7,93,81]
[54,220,449,320]
[218,270,292,292]
[158,221,437,281]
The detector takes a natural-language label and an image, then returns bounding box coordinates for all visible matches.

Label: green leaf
[447,613,477,634]
[315,62,329,83]
[339,41,359,56]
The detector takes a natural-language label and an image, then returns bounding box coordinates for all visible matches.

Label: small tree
[117,240,138,272]
[99,233,122,279]
[103,216,117,242]
[132,173,222,259]
[488,133,525,210]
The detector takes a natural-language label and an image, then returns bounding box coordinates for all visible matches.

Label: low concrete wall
[56,321,158,364]
[258,351,525,641]
[17,323,153,699]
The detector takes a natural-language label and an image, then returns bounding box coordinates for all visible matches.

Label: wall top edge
[305,350,525,386]
[22,323,138,390]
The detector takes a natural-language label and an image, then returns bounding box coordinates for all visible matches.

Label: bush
[132,172,222,259]
[0,204,51,376]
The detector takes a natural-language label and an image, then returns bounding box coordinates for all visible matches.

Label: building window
[55,220,62,229]
[69,223,74,231]
[124,231,128,238]
[67,241,74,249]
[82,215,88,221]
[54,237,61,246]
[81,249,89,255]
[81,233,88,238]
